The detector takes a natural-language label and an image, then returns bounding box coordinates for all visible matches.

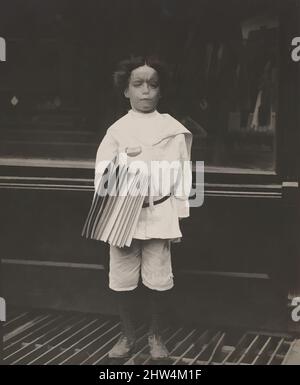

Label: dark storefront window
[0,0,278,172]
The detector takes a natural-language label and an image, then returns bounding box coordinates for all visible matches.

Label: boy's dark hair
[113,55,170,95]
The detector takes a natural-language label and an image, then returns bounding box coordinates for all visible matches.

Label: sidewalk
[2,307,299,365]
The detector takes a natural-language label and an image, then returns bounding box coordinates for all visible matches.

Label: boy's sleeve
[173,134,192,218]
[94,131,118,191]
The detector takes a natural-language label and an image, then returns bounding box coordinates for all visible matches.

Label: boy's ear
[124,88,129,99]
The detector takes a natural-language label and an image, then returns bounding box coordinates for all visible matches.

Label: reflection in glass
[176,11,278,172]
[0,1,279,172]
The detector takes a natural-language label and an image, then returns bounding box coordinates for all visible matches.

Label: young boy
[94,55,192,360]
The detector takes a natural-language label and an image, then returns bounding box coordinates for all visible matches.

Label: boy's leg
[145,287,173,359]
[108,240,141,358]
[141,239,174,359]
[146,287,173,335]
[108,290,137,358]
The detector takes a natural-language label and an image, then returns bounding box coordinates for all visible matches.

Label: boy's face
[124,65,161,113]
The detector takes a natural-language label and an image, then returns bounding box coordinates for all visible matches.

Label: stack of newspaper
[82,157,148,247]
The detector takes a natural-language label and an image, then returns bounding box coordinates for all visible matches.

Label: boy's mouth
[140,99,153,103]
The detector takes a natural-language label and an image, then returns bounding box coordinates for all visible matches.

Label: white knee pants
[109,239,174,291]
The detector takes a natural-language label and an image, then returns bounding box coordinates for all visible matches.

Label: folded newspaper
[82,155,149,247]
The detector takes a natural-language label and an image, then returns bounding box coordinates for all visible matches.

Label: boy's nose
[141,83,150,93]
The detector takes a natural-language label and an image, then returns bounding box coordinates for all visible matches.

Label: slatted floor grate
[3,308,298,365]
